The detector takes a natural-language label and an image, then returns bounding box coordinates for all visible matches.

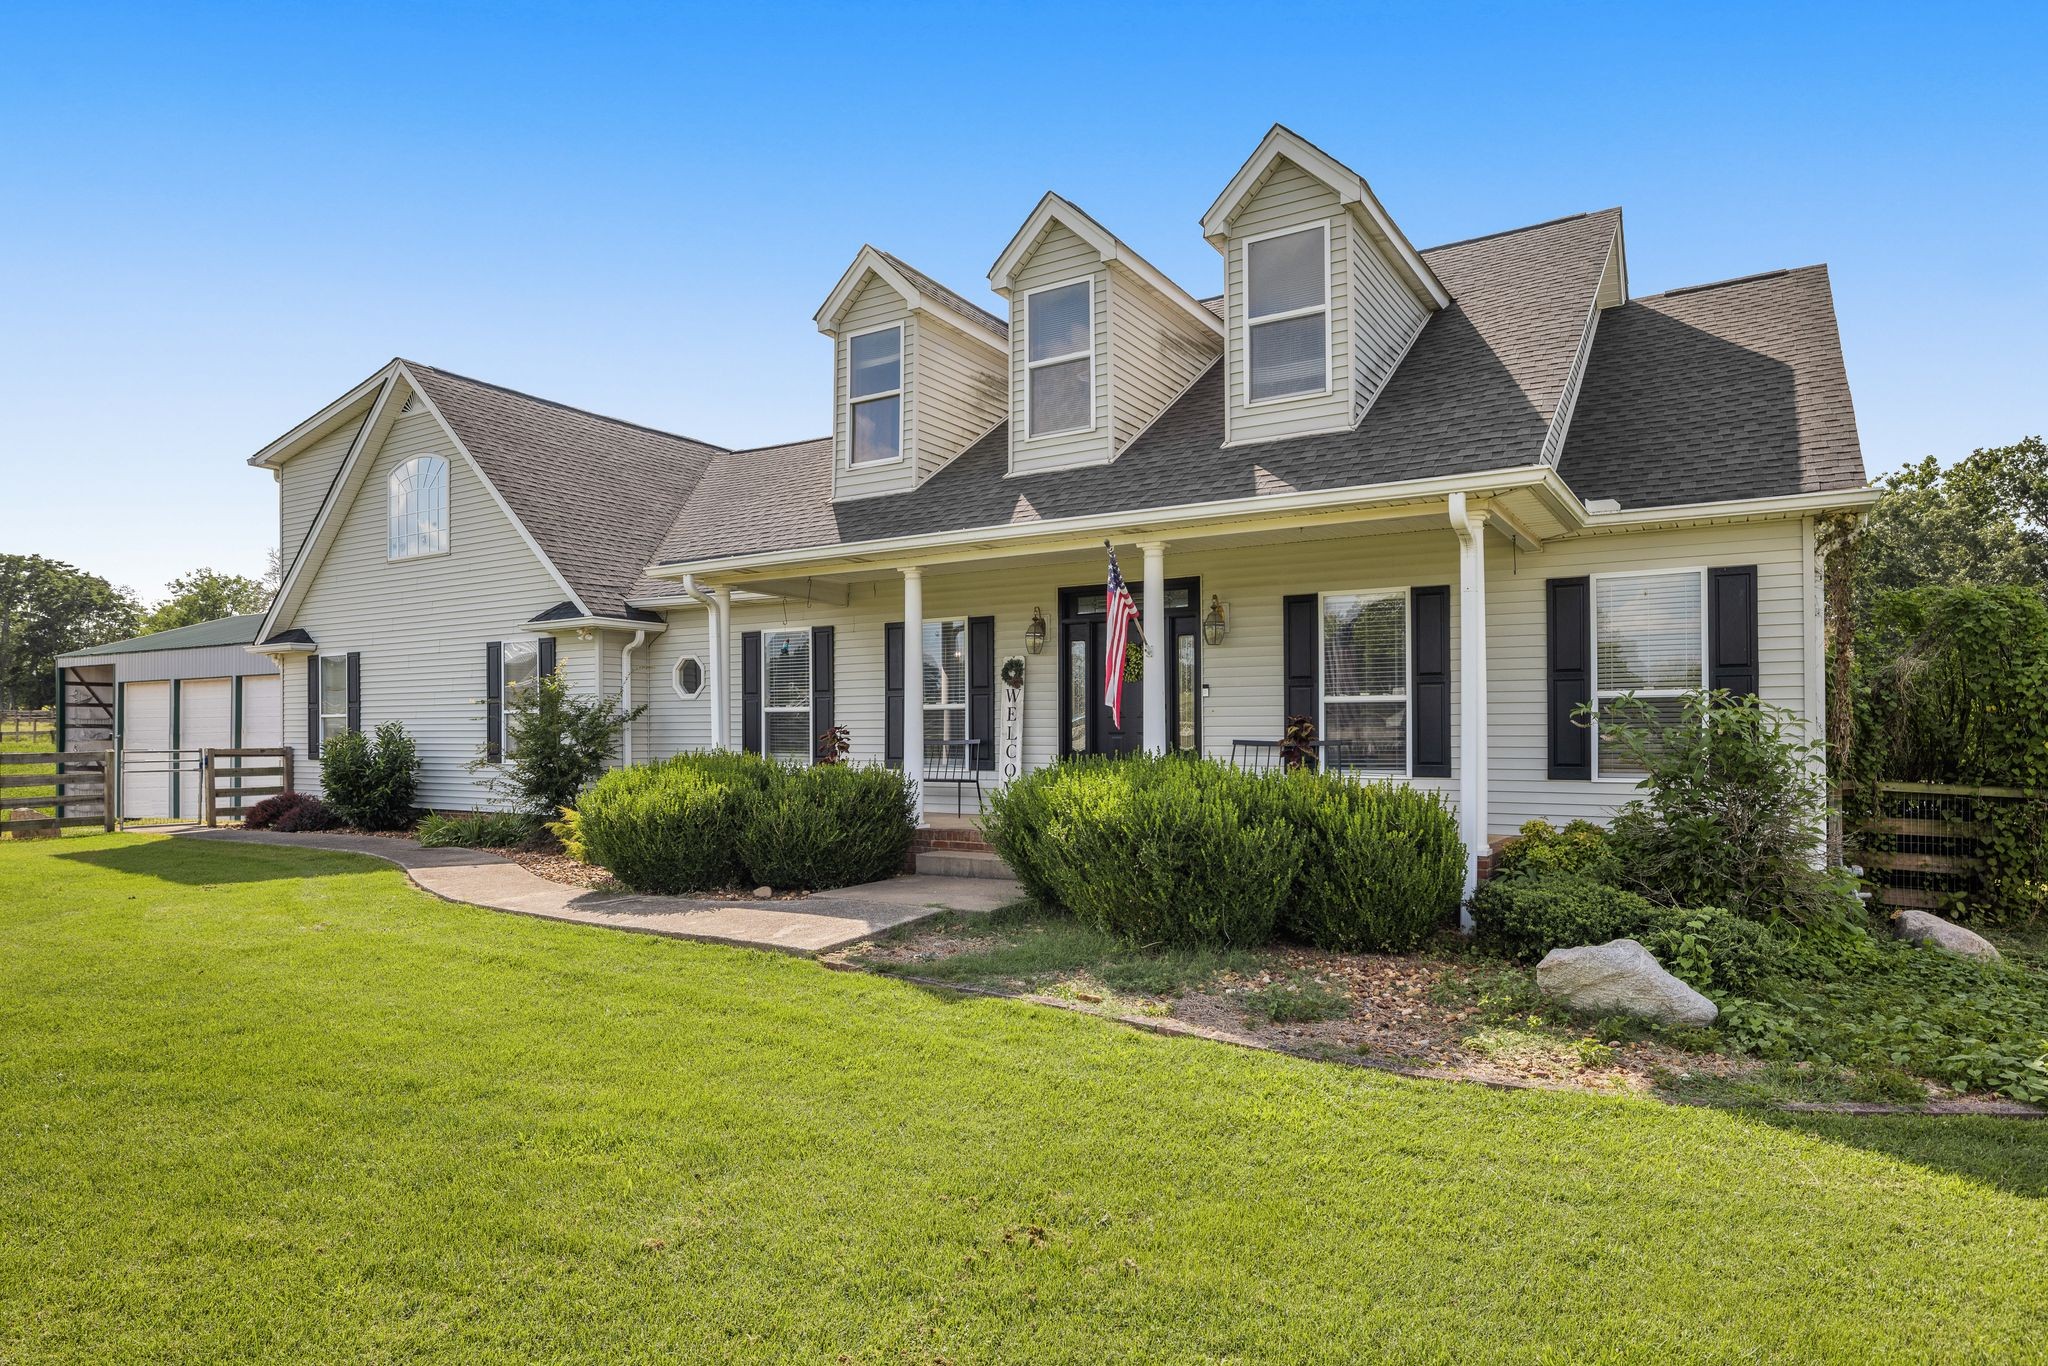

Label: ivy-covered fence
[1845,584,2048,925]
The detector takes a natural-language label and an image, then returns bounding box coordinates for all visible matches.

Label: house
[209,125,1868,890]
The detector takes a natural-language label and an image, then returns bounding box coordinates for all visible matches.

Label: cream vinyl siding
[1348,220,1430,425]
[833,276,916,502]
[1106,271,1223,456]
[1485,517,1811,833]
[912,314,1007,482]
[1223,159,1351,445]
[1006,223,1110,475]
[277,408,367,579]
[280,404,567,810]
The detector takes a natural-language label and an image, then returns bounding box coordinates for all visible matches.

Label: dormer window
[848,325,903,465]
[1025,279,1093,437]
[1245,224,1329,402]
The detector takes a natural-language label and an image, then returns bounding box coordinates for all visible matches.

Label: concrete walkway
[179,829,1020,954]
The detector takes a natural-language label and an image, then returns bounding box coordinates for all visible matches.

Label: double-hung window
[922,618,968,763]
[1245,225,1329,402]
[1025,279,1092,437]
[388,455,448,559]
[1593,569,1706,778]
[499,638,539,758]
[1320,589,1408,774]
[763,629,812,763]
[318,654,350,745]
[848,326,903,466]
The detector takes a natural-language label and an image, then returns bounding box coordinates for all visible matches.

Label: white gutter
[619,630,648,765]
[681,575,726,750]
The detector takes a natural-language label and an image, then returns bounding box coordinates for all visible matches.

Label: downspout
[681,575,723,749]
[619,630,648,766]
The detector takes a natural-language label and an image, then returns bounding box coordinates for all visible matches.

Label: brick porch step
[915,848,1014,880]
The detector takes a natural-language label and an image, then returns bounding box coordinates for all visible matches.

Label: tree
[0,555,142,711]
[141,567,272,635]
[1854,436,2048,620]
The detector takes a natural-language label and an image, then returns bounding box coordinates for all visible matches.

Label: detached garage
[55,614,282,823]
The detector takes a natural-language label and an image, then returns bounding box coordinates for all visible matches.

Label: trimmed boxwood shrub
[575,751,913,894]
[1280,772,1465,951]
[1469,868,1774,992]
[986,754,1465,951]
[320,722,421,831]
[736,762,916,890]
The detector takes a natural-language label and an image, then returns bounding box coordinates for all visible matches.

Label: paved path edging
[178,829,1018,955]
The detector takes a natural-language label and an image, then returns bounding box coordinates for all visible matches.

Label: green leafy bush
[481,672,645,818]
[1491,818,1620,883]
[417,810,534,849]
[735,762,915,889]
[988,755,1460,951]
[319,722,420,831]
[1280,772,1465,951]
[1470,869,1774,992]
[1596,692,1853,924]
[575,753,771,893]
[548,806,587,863]
[574,752,912,894]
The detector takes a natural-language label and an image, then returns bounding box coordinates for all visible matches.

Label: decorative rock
[752,886,773,899]
[6,810,57,841]
[1890,909,2000,961]
[1535,938,1719,1027]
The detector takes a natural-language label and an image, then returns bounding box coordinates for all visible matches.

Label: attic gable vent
[400,394,417,414]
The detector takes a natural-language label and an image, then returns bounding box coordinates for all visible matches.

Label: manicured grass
[2,835,2045,1361]
[0,727,58,803]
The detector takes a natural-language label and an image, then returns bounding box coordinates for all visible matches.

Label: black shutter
[810,626,835,763]
[968,615,996,770]
[306,655,321,758]
[1708,566,1759,700]
[1411,586,1452,777]
[1547,577,1592,779]
[345,652,362,734]
[1282,594,1318,736]
[484,642,504,763]
[537,635,558,679]
[740,631,762,755]
[883,621,905,769]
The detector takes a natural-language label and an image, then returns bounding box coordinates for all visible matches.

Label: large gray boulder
[1891,910,2001,961]
[1536,938,1719,1027]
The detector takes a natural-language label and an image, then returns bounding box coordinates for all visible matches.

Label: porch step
[915,849,1014,880]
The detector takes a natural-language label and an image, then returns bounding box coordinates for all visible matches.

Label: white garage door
[241,674,283,749]
[121,681,173,820]
[178,679,234,817]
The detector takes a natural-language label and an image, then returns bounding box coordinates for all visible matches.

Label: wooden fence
[0,748,117,836]
[201,748,293,827]
[1853,780,2032,913]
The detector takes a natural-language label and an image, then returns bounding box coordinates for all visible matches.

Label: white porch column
[902,567,925,823]
[711,585,732,749]
[1449,494,1489,918]
[1139,541,1167,753]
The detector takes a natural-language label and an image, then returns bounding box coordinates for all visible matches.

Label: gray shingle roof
[876,251,1008,339]
[654,209,1624,567]
[404,364,727,617]
[58,613,266,659]
[1556,265,1866,508]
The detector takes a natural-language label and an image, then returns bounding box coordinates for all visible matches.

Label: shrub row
[1468,868,1775,993]
[575,752,915,894]
[983,755,1466,951]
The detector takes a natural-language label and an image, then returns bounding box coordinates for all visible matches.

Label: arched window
[388,455,448,559]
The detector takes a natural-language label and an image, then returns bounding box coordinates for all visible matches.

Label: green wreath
[1123,641,1144,682]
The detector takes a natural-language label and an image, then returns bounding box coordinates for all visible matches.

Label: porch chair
[923,738,985,815]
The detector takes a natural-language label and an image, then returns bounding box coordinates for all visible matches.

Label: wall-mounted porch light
[1202,595,1229,647]
[1024,607,1048,655]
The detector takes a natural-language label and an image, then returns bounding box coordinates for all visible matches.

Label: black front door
[1059,579,1200,758]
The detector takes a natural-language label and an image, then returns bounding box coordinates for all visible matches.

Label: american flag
[1103,543,1144,730]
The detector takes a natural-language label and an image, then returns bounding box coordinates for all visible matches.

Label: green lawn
[2,836,2044,1362]
[1,726,57,802]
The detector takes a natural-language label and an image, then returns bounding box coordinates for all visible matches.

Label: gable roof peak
[1201,124,1449,310]
[812,244,1008,351]
[987,191,1223,338]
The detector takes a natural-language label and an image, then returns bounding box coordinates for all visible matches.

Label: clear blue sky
[2,0,2041,600]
